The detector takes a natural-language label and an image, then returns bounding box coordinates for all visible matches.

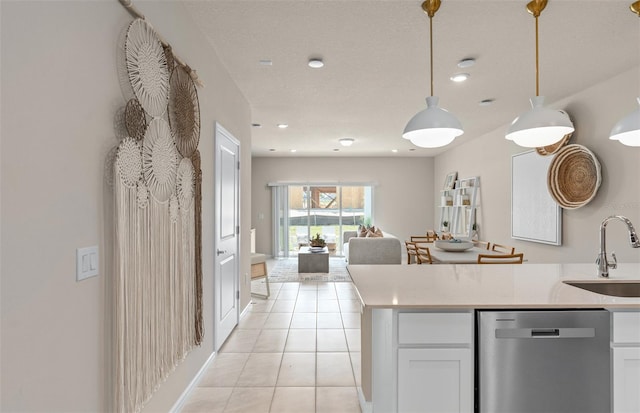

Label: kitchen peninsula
[348,263,640,413]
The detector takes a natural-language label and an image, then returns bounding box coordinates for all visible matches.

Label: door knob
[216,249,227,256]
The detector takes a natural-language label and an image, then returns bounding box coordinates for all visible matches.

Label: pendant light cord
[526,0,547,97]
[535,14,540,96]
[429,15,434,97]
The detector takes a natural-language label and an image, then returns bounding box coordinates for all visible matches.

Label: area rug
[267,257,352,282]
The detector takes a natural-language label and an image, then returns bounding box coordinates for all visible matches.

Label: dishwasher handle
[496,327,596,339]
[531,328,559,337]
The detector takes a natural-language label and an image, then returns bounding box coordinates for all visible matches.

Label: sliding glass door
[273,184,372,257]
[340,186,370,247]
[289,185,310,253]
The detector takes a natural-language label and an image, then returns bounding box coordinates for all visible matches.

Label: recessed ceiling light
[308,58,324,68]
[269,148,276,152]
[339,138,355,147]
[450,73,470,82]
[479,98,495,106]
[252,123,262,128]
[409,148,416,151]
[290,149,297,153]
[259,59,273,66]
[333,148,340,152]
[277,124,288,129]
[391,149,398,153]
[457,58,475,68]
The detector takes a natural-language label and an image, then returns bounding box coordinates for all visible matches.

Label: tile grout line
[209,282,361,412]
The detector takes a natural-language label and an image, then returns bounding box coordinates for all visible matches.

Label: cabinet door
[398,348,472,413]
[613,347,640,413]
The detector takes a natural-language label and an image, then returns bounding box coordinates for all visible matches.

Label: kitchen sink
[564,281,640,297]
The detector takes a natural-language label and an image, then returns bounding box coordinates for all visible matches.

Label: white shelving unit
[438,176,480,239]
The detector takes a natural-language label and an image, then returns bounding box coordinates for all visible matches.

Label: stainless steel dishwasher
[477,310,610,413]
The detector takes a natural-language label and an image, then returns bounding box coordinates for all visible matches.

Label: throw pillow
[358,225,368,237]
[366,228,383,238]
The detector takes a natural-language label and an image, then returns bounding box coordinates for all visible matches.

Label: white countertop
[347,263,640,309]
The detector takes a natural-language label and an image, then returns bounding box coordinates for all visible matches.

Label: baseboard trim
[168,304,263,412]
[169,351,217,413]
[240,302,251,319]
[357,386,373,413]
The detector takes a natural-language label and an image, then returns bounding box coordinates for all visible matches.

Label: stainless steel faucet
[596,215,640,277]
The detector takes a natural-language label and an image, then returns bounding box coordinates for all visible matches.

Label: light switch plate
[77,246,99,281]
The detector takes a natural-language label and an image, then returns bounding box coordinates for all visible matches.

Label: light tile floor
[181,281,362,413]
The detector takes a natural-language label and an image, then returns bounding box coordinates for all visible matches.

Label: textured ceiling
[183,0,640,157]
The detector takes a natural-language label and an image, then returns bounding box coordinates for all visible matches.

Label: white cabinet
[398,348,472,413]
[438,177,480,239]
[371,310,473,413]
[612,311,640,413]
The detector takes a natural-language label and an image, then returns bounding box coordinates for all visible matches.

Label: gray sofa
[343,230,402,265]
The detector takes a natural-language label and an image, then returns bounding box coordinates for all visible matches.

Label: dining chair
[473,240,491,250]
[477,253,524,264]
[415,243,433,264]
[492,243,515,254]
[411,235,434,243]
[405,240,418,264]
[426,230,439,241]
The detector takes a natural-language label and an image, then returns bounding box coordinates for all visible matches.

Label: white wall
[434,67,640,264]
[0,1,252,411]
[251,157,435,255]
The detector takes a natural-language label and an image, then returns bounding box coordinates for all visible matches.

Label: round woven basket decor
[113,106,128,141]
[547,144,601,209]
[115,137,143,189]
[124,98,147,141]
[536,132,572,156]
[125,19,170,118]
[176,157,195,212]
[142,118,178,203]
[163,44,176,73]
[168,65,200,157]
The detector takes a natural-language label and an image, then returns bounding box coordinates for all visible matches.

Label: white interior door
[214,123,240,351]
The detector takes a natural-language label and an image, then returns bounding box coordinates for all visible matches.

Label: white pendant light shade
[609,97,640,147]
[403,96,463,148]
[505,96,575,148]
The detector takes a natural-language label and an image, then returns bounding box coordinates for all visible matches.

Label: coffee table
[298,246,329,273]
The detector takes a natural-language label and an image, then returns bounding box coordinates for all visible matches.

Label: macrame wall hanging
[112,17,203,413]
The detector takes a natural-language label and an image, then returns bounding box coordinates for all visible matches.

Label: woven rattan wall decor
[169,65,200,157]
[125,19,169,117]
[124,98,147,141]
[547,144,602,209]
[113,18,203,413]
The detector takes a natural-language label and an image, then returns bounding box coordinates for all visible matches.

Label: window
[271,184,373,257]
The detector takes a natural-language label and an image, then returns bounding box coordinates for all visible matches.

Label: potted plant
[310,233,326,248]
[442,221,449,232]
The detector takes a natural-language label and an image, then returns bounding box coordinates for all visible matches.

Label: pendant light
[610,97,640,147]
[403,0,463,148]
[506,0,574,148]
[609,2,640,147]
